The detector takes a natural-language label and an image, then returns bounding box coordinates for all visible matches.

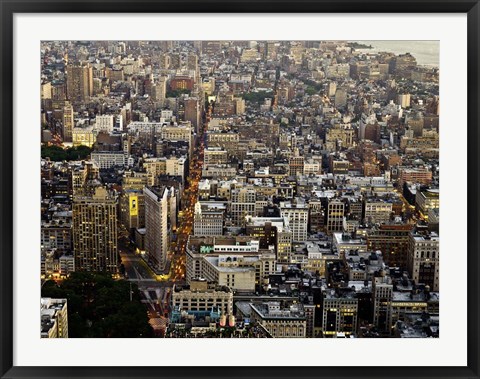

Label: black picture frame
[1,1,479,378]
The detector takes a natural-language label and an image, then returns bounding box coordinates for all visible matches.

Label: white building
[280,200,308,242]
[144,186,169,271]
[91,151,127,169]
[95,115,115,132]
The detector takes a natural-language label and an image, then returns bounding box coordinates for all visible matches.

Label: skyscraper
[62,102,74,143]
[66,64,93,103]
[144,186,169,272]
[72,186,118,273]
[408,232,440,291]
[184,98,200,132]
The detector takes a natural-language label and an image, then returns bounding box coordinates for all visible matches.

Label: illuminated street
[169,115,207,283]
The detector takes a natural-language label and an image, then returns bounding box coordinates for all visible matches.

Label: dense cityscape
[40,41,439,339]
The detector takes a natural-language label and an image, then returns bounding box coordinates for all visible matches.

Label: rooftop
[250,302,306,321]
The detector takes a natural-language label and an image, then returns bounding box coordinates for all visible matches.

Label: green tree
[166,88,191,98]
[41,272,153,338]
[241,91,271,104]
[41,145,92,162]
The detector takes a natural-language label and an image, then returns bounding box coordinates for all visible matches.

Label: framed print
[1,1,479,378]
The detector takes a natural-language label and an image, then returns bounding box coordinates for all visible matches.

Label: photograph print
[40,40,440,339]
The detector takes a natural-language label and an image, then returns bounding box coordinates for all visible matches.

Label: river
[353,40,439,67]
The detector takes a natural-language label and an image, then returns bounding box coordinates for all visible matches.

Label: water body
[354,40,439,67]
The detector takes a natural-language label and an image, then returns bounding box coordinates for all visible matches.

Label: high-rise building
[51,80,66,101]
[334,88,347,108]
[62,102,74,143]
[186,53,198,71]
[120,190,145,233]
[327,81,337,97]
[289,154,305,177]
[322,289,358,338]
[397,93,411,108]
[280,200,308,242]
[408,232,440,291]
[184,98,200,132]
[245,216,292,264]
[153,76,167,106]
[66,64,93,103]
[194,202,225,236]
[372,276,393,333]
[72,186,118,273]
[144,186,169,272]
[230,188,256,227]
[95,115,115,132]
[367,224,413,268]
[41,81,52,100]
[327,198,345,233]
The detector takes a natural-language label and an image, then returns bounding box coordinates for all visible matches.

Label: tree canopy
[241,91,272,104]
[166,88,191,98]
[41,272,154,338]
[41,145,92,162]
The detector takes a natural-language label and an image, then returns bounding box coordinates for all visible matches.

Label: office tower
[289,152,305,177]
[194,202,224,236]
[408,232,440,291]
[327,198,345,233]
[184,98,200,132]
[322,289,358,338]
[234,97,246,115]
[144,186,169,272]
[308,200,325,233]
[169,53,181,69]
[186,53,198,71]
[153,76,167,106]
[95,115,115,132]
[72,186,118,273]
[66,64,93,103]
[327,81,337,97]
[51,80,66,101]
[334,88,347,108]
[397,93,411,108]
[41,82,52,100]
[62,102,74,143]
[367,224,413,268]
[245,216,292,264]
[120,190,145,233]
[230,188,256,227]
[372,275,393,333]
[280,199,308,242]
